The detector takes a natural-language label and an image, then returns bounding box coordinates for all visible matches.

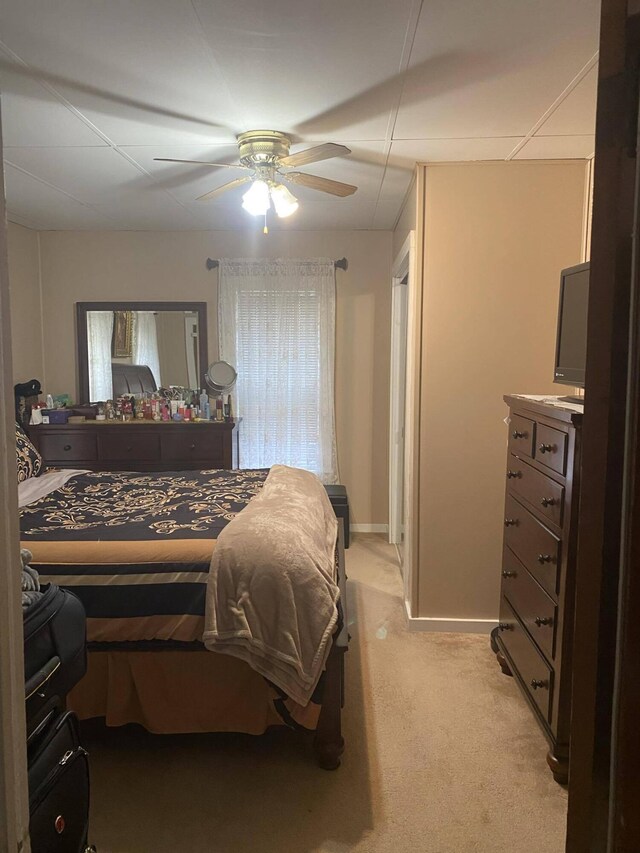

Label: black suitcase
[28,711,91,853]
[23,584,87,735]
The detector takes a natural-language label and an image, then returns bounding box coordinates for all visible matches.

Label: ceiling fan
[154,130,357,223]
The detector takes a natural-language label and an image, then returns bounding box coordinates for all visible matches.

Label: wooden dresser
[28,420,239,471]
[494,395,582,783]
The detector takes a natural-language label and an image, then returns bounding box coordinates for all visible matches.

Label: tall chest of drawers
[494,395,583,783]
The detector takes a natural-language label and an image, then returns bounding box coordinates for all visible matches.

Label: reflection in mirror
[86,310,200,401]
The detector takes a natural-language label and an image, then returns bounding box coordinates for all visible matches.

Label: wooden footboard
[313,519,348,770]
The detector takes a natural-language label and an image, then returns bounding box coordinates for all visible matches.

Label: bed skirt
[68,649,322,734]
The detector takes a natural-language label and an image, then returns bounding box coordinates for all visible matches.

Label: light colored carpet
[83,534,567,853]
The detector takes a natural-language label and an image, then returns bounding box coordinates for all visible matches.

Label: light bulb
[270,183,299,218]
[242,180,271,216]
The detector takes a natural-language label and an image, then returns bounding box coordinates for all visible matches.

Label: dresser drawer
[504,495,560,596]
[37,431,97,462]
[160,430,224,463]
[97,431,161,462]
[508,415,535,459]
[501,548,558,661]
[534,423,568,476]
[506,456,564,527]
[499,597,553,722]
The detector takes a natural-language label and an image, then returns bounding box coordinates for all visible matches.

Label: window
[218,258,338,483]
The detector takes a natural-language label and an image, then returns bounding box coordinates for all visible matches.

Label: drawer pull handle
[541,497,557,507]
[507,469,521,479]
[538,443,555,454]
[512,430,527,440]
[537,554,553,564]
[502,570,517,579]
[504,518,518,527]
[126,446,133,452]
[498,622,512,632]
[190,443,196,450]
[63,444,71,451]
[534,616,553,627]
[530,679,548,691]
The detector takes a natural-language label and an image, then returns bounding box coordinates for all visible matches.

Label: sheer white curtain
[218,258,338,483]
[134,312,162,388]
[87,311,114,401]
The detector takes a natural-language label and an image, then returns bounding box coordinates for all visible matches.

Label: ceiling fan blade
[154,158,250,169]
[285,172,357,197]
[278,143,351,168]
[196,176,252,201]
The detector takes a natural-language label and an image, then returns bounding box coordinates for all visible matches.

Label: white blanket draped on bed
[18,469,89,507]
[202,464,340,706]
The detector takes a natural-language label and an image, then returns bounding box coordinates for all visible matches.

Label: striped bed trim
[29,540,217,643]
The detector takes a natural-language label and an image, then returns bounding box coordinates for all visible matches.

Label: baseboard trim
[350,524,389,534]
[404,600,496,633]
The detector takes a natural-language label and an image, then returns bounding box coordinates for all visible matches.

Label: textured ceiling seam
[188,0,246,131]
[391,171,417,233]
[0,40,124,151]
[3,145,109,150]
[0,41,201,224]
[371,0,424,229]
[505,51,599,161]
[6,211,46,230]
[390,134,527,142]
[4,160,121,225]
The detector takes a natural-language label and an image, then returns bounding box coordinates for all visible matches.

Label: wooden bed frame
[69,523,349,770]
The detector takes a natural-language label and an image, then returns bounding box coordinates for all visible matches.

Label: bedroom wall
[6,222,43,385]
[415,160,588,622]
[37,229,392,527]
[392,173,417,261]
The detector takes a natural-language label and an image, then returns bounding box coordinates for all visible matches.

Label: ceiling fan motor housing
[237,130,291,166]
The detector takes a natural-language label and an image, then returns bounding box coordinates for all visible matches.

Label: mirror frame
[76,301,209,403]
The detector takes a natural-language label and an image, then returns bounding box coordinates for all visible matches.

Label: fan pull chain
[263,211,269,235]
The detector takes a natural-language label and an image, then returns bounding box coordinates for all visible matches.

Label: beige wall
[155,311,191,388]
[416,161,588,620]
[392,173,417,261]
[6,223,43,385]
[37,229,392,525]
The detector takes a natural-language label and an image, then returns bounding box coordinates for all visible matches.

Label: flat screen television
[554,261,589,403]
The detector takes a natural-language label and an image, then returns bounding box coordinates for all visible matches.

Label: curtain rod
[206,257,348,271]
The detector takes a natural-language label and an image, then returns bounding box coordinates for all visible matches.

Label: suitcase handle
[25,657,61,701]
[27,708,58,747]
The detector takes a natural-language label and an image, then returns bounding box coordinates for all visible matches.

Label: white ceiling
[0,0,600,232]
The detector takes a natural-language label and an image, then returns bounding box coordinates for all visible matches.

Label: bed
[18,455,348,770]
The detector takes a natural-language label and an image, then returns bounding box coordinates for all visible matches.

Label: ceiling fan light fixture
[163,131,357,217]
[242,180,271,216]
[270,183,299,218]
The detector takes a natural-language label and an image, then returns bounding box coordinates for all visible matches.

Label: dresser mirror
[76,302,208,403]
